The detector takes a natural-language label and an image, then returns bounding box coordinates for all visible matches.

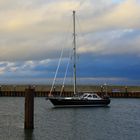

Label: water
[0,97,140,140]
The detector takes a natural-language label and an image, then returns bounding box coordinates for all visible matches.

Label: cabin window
[88,95,92,98]
[93,95,97,98]
[83,95,87,97]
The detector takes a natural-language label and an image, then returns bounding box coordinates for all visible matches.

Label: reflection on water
[0,97,140,140]
[24,129,34,140]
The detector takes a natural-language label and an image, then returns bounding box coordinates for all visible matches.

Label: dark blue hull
[48,97,110,107]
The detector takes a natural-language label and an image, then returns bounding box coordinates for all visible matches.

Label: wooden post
[24,86,34,129]
[0,85,1,96]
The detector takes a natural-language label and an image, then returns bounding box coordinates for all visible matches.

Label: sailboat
[48,11,110,107]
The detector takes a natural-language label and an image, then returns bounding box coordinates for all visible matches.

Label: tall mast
[73,11,77,95]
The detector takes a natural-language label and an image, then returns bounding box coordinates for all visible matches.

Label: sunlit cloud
[0,0,140,61]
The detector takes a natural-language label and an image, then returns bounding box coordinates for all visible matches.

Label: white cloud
[82,0,140,32]
[0,67,5,74]
[77,28,140,56]
[0,58,52,77]
[0,0,140,61]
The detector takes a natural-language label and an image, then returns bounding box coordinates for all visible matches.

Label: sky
[0,0,140,85]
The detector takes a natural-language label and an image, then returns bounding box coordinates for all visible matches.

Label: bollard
[125,86,128,97]
[24,86,34,129]
[125,86,127,93]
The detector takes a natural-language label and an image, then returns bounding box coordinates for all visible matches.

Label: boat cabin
[81,93,101,100]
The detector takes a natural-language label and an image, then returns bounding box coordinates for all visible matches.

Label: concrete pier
[24,86,34,129]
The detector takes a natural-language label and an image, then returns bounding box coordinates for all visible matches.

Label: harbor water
[0,97,140,140]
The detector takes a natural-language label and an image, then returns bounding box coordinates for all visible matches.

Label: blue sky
[0,0,140,85]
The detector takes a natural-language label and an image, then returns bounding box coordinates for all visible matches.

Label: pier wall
[0,85,140,98]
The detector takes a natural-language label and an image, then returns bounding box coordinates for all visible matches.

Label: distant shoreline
[0,84,140,92]
[0,84,140,98]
